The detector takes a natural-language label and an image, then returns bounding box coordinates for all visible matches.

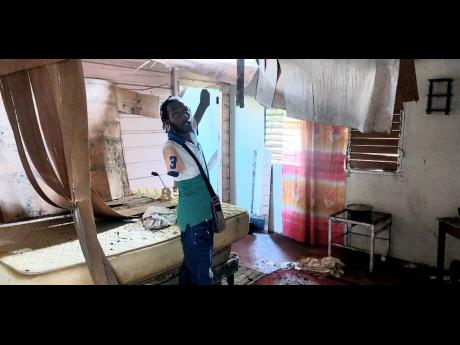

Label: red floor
[231,232,437,285]
[232,232,327,274]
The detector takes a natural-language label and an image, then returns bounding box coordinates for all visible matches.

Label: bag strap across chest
[180,143,217,199]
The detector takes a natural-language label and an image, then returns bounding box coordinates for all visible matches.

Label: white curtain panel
[259,59,400,133]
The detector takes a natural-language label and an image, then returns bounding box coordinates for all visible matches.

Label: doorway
[180,86,223,199]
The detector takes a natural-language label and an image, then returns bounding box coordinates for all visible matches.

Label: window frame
[346,109,406,176]
[264,108,285,164]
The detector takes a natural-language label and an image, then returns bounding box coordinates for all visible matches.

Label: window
[264,108,285,163]
[347,112,404,173]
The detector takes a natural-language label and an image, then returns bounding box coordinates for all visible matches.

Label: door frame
[178,78,231,203]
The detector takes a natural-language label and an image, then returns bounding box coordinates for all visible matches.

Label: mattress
[0,203,249,285]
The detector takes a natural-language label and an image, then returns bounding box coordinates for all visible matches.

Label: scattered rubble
[294,256,345,278]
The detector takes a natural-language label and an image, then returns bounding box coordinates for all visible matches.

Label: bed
[0,201,249,285]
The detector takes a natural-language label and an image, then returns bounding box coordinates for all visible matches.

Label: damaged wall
[0,77,130,222]
[346,59,460,269]
[82,60,174,193]
[0,59,233,222]
[83,59,232,198]
[119,113,171,192]
[0,96,62,222]
[86,78,130,201]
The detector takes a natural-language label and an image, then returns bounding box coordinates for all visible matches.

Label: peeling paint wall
[0,96,62,222]
[346,59,460,268]
[0,78,130,223]
[86,78,130,200]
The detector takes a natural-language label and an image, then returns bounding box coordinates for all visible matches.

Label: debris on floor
[294,256,345,278]
[222,265,266,285]
[141,206,177,231]
[279,262,296,270]
[259,259,278,267]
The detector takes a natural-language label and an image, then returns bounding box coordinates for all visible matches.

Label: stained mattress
[0,203,249,285]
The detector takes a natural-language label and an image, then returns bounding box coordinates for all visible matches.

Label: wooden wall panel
[85,78,130,201]
[0,59,233,222]
[119,113,172,192]
[221,86,231,203]
[116,88,159,117]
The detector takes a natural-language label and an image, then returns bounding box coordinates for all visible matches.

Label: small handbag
[180,143,226,233]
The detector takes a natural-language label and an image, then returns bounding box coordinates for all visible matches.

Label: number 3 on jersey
[169,156,177,169]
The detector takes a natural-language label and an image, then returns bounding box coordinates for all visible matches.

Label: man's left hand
[199,89,210,109]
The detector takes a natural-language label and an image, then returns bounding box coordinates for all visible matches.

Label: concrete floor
[231,232,438,285]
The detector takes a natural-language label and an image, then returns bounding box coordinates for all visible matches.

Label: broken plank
[0,59,65,76]
[82,59,171,73]
[82,61,170,87]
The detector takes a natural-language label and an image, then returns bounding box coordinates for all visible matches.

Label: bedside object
[328,209,392,273]
[437,217,460,281]
[346,203,373,222]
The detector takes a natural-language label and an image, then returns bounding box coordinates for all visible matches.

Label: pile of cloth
[294,256,345,278]
[141,206,177,231]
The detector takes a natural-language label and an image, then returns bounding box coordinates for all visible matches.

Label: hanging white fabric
[255,59,279,108]
[257,59,400,133]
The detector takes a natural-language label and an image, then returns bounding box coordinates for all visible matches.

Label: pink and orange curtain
[281,118,349,245]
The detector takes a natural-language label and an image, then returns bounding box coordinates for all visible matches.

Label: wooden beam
[82,61,170,87]
[221,88,231,203]
[0,59,65,76]
[170,67,178,96]
[82,59,170,73]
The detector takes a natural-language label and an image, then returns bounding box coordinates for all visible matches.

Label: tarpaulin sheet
[277,59,400,133]
[256,59,418,133]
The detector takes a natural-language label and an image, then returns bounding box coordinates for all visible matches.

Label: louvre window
[347,112,403,172]
[264,108,285,163]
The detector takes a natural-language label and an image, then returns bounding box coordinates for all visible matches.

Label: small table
[437,217,460,281]
[328,209,392,273]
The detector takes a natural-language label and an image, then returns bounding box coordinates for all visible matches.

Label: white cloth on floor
[295,256,345,277]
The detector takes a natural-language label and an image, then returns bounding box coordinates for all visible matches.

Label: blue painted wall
[234,96,266,213]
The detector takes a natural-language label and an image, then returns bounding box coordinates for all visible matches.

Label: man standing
[161,89,215,285]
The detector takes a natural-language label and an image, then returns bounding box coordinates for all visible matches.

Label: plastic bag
[141,206,177,231]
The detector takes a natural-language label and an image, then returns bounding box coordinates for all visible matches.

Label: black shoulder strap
[180,143,217,198]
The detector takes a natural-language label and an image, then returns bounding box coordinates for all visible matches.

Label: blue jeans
[179,220,214,285]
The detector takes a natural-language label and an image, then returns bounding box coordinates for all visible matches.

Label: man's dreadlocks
[160,96,182,133]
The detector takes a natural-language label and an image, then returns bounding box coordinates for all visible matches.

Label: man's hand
[194,89,211,126]
[199,89,210,109]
